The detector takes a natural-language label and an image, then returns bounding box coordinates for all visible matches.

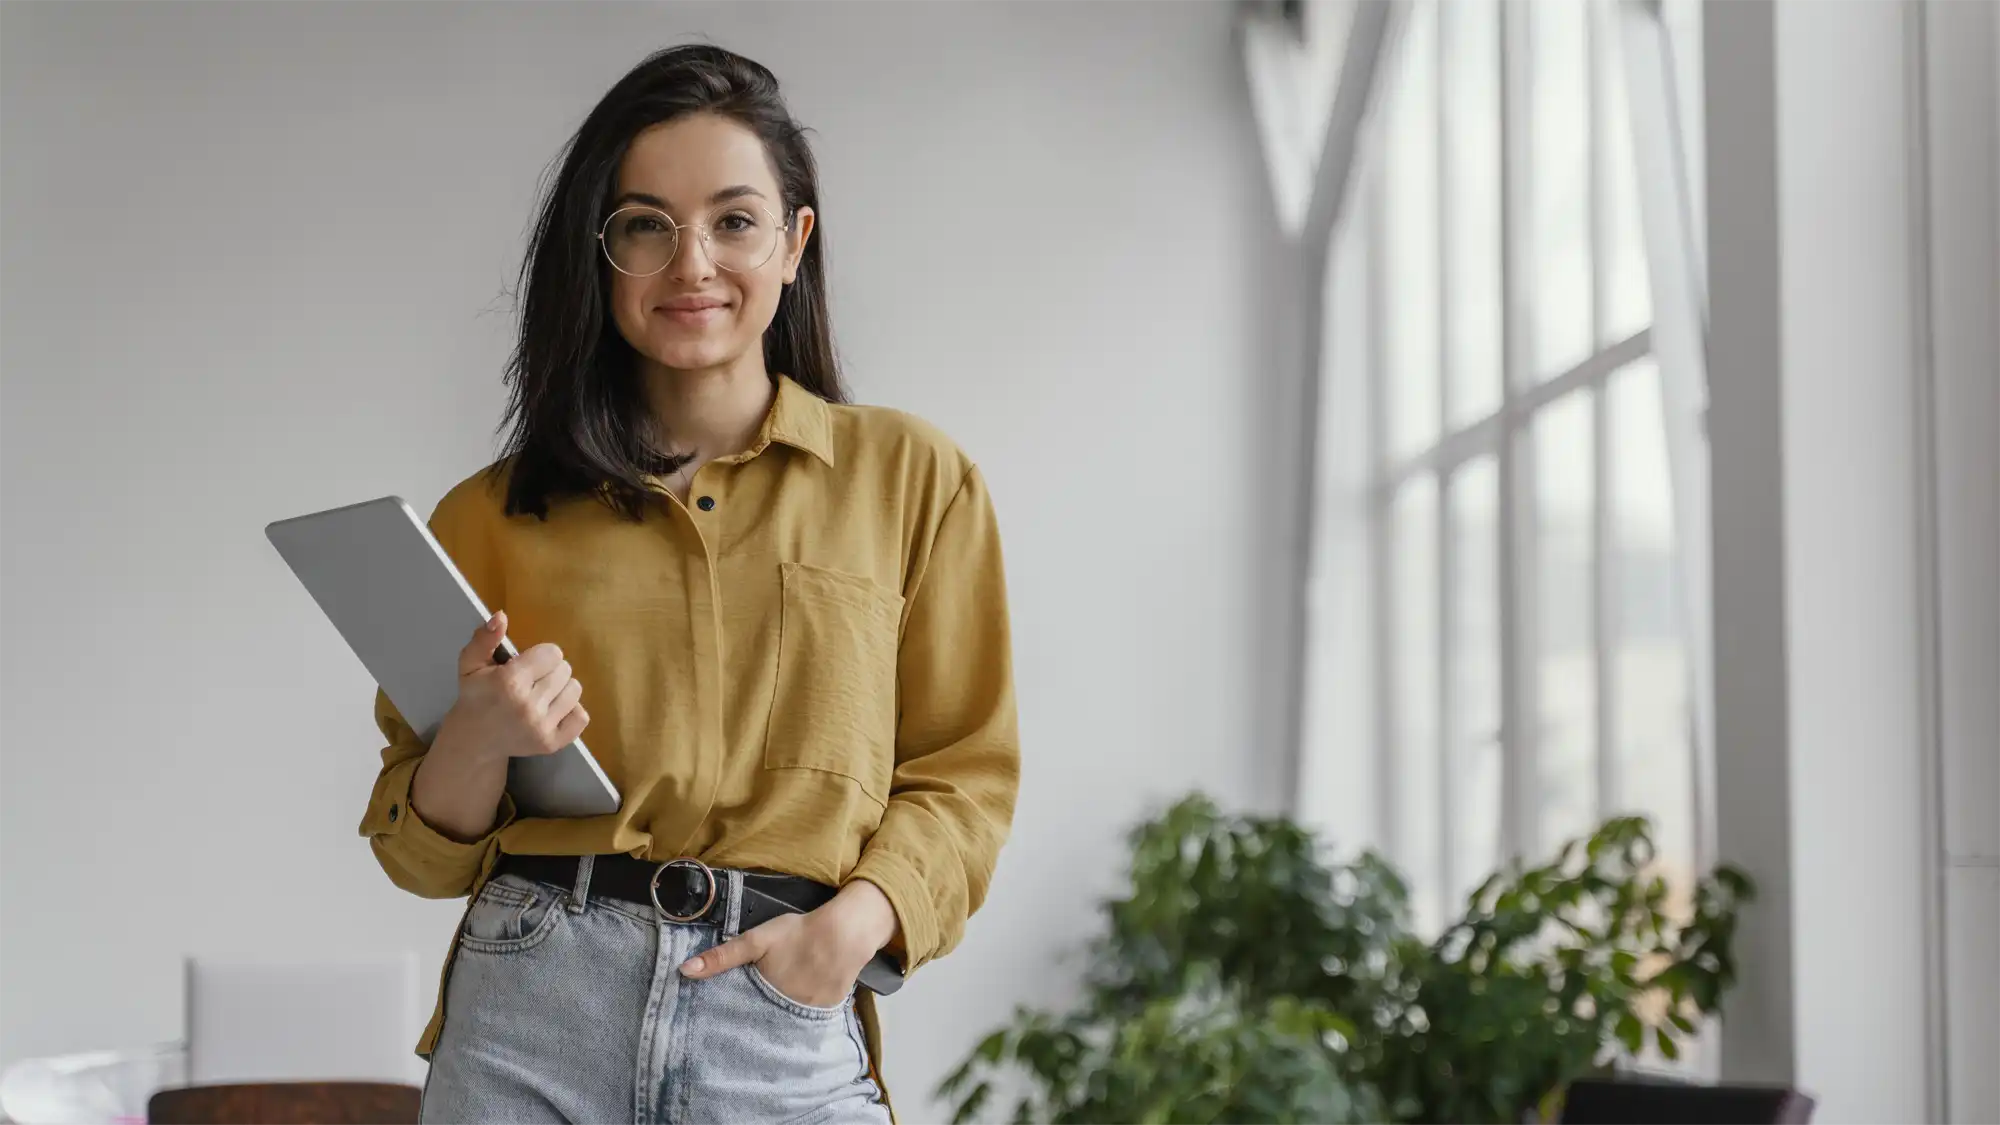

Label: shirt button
[696,496,716,511]
[388,803,400,823]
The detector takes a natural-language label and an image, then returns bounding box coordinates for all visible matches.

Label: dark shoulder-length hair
[490,44,846,522]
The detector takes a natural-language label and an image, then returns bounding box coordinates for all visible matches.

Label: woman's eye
[612,211,668,235]
[717,213,756,233]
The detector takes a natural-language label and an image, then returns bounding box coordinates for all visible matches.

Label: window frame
[1295,0,1714,929]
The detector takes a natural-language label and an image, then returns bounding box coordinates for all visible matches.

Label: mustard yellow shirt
[356,376,1020,1095]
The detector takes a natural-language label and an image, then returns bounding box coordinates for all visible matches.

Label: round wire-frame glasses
[596,202,792,277]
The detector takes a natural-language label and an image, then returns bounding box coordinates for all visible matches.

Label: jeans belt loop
[568,854,594,914]
[721,869,747,938]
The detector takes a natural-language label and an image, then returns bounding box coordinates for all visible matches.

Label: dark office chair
[1556,1076,1815,1124]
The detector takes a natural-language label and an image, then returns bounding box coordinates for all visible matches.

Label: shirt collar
[621,374,837,496]
[759,374,837,467]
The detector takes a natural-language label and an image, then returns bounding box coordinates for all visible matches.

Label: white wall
[0,4,1291,1118]
[1707,1,1955,1119]
[1773,3,1932,1118]
[1924,1,2000,1117]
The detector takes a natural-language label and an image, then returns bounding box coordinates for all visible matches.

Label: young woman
[357,44,1020,1124]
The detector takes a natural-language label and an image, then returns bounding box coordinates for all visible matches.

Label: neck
[638,354,776,461]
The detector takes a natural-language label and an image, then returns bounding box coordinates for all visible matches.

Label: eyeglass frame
[596,201,796,278]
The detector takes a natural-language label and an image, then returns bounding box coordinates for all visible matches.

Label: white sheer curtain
[1284,0,1714,953]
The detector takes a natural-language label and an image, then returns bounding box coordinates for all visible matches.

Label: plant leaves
[1656,1025,1682,1061]
[934,793,1750,1125]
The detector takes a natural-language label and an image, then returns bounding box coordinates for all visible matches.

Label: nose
[668,226,716,283]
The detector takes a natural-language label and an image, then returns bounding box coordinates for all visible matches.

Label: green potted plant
[939,795,1753,1124]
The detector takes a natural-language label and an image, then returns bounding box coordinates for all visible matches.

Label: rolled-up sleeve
[846,464,1021,972]
[360,689,515,898]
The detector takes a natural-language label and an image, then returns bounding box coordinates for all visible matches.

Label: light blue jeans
[421,859,890,1124]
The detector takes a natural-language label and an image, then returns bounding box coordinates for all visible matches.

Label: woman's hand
[412,611,590,842]
[678,881,899,1007]
[432,611,590,766]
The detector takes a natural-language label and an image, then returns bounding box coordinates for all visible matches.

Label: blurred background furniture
[146,1081,420,1125]
[184,955,421,1086]
[1557,1077,1816,1124]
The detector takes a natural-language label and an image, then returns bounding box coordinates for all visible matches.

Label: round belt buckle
[649,857,718,923]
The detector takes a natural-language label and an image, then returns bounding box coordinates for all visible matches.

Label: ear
[781,206,815,286]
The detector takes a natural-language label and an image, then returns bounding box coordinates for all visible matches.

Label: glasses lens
[704,204,782,273]
[603,207,677,275]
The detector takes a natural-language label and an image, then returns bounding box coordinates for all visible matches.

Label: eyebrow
[611,185,767,211]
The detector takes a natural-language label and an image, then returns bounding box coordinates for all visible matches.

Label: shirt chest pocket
[764,562,904,805]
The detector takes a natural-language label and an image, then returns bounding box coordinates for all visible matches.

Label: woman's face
[603,113,814,377]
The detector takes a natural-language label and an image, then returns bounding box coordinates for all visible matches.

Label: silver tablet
[266,495,621,819]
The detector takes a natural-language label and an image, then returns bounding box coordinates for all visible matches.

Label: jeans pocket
[744,963,850,1021]
[690,960,882,1125]
[458,874,563,954]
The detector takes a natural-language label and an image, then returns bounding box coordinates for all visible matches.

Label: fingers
[680,929,765,979]
[546,676,582,716]
[486,638,580,755]
[503,645,567,710]
[530,659,575,709]
[535,679,586,749]
[510,641,564,680]
[522,660,582,753]
[457,611,508,676]
[551,702,590,747]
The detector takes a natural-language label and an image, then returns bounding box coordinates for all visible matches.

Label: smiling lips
[658,296,729,325]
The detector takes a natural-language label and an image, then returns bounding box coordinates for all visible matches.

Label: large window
[1300,0,1709,938]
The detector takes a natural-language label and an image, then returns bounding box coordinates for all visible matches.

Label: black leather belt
[493,853,905,996]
